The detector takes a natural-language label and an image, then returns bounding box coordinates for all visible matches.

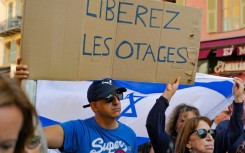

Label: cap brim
[83,104,90,108]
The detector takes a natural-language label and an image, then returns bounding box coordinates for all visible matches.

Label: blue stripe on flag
[137,137,150,146]
[194,81,233,98]
[39,116,59,127]
[115,80,233,98]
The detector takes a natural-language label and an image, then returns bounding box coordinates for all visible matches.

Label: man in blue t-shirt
[14,62,137,153]
[44,78,138,153]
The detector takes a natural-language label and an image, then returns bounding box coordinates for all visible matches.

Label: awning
[200,37,245,49]
[198,49,211,59]
[213,46,245,57]
[199,46,245,59]
[237,46,245,55]
[199,36,245,59]
[216,47,234,57]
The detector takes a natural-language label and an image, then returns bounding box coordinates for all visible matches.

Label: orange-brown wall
[186,0,245,42]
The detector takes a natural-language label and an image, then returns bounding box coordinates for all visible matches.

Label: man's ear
[90,102,98,112]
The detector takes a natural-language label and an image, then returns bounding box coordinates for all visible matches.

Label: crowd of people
[0,60,244,153]
[146,76,245,153]
[3,0,245,152]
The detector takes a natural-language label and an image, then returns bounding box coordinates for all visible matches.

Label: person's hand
[162,77,181,102]
[14,58,29,80]
[233,77,244,103]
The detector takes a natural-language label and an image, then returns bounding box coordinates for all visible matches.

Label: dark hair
[0,75,38,153]
[175,116,212,153]
[166,103,200,138]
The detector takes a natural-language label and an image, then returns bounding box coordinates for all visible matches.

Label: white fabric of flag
[36,73,234,146]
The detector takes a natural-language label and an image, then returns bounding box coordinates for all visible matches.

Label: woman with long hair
[175,116,215,153]
[0,75,37,153]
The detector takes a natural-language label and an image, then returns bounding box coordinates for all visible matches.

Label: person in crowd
[166,103,200,142]
[211,105,232,129]
[45,78,138,152]
[148,103,200,153]
[213,77,244,153]
[138,141,152,153]
[146,77,244,153]
[14,58,48,153]
[25,121,48,153]
[175,116,216,153]
[0,75,37,153]
[146,77,202,153]
[236,141,245,153]
[14,62,137,152]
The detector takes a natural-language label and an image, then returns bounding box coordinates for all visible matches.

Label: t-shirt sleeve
[59,120,82,152]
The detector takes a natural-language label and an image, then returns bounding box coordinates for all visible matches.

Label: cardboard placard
[21,0,202,84]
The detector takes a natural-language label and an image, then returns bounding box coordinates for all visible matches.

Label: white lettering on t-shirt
[90,137,128,153]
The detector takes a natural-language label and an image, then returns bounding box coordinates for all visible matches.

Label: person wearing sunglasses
[175,116,215,153]
[147,103,200,153]
[146,77,200,153]
[213,77,245,153]
[42,78,137,153]
[146,77,245,153]
[14,60,137,152]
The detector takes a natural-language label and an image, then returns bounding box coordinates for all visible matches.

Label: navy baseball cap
[83,78,127,108]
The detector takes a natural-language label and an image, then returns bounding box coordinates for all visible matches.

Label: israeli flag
[36,73,234,146]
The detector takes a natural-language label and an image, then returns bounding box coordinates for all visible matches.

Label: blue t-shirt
[60,117,137,153]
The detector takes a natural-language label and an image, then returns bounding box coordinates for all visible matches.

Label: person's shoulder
[61,118,89,126]
[216,120,229,132]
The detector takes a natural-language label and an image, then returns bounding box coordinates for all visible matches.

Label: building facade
[185,0,245,79]
[0,0,6,66]
[0,0,23,76]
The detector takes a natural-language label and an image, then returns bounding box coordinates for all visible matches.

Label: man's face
[214,108,231,125]
[93,92,122,119]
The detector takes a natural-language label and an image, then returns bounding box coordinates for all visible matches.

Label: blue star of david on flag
[118,92,146,119]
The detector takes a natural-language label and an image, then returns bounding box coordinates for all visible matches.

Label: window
[207,0,244,33]
[241,0,245,28]
[176,0,185,5]
[8,2,13,19]
[3,46,7,65]
[222,0,241,31]
[3,42,10,65]
[207,0,218,33]
[16,0,18,16]
[16,0,24,16]
[10,40,16,64]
